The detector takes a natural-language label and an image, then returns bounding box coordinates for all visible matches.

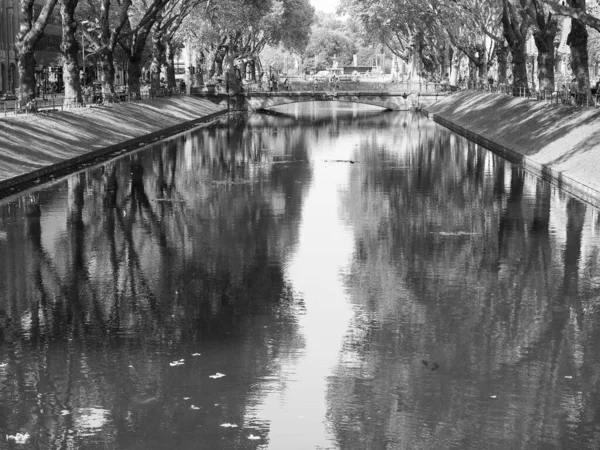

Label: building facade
[1,0,62,94]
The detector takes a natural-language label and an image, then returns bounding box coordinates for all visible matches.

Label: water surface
[1,102,600,449]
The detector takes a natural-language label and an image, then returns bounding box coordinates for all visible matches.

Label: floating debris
[183,397,191,400]
[190,405,200,410]
[191,353,201,356]
[220,423,238,428]
[323,159,355,164]
[170,359,185,367]
[208,180,255,186]
[209,372,225,379]
[490,395,497,399]
[60,410,70,416]
[434,231,478,236]
[0,363,7,368]
[152,198,186,203]
[248,434,261,440]
[564,375,573,379]
[6,433,30,444]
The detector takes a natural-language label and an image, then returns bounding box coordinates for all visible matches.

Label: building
[0,0,17,93]
[1,0,63,95]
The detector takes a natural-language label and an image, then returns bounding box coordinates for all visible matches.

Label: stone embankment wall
[0,96,229,196]
[425,91,600,207]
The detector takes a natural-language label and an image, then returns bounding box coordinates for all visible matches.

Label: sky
[310,0,338,14]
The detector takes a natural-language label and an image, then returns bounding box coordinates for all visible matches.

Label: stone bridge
[243,91,444,111]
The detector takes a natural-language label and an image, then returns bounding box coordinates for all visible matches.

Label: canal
[1,103,599,449]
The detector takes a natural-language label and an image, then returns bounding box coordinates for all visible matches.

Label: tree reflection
[0,113,319,448]
[330,114,600,449]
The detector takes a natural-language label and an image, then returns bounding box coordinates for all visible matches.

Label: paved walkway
[0,96,226,185]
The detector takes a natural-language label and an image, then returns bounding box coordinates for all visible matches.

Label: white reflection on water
[246,139,356,449]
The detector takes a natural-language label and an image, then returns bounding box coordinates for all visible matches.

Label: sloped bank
[425,91,600,207]
[0,96,231,197]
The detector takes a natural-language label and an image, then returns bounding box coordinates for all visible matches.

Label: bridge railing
[244,77,452,94]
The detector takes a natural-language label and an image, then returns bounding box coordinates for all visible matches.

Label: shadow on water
[0,104,599,449]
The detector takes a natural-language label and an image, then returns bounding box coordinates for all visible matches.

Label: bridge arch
[245,92,421,111]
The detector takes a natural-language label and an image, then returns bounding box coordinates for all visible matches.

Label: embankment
[426,91,600,206]
[0,96,229,195]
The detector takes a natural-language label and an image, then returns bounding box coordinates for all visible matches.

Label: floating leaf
[192,353,201,356]
[60,410,70,416]
[190,405,200,410]
[170,359,185,367]
[220,423,238,428]
[183,397,191,400]
[490,395,497,399]
[6,433,30,444]
[248,434,261,440]
[209,372,225,379]
[564,375,573,379]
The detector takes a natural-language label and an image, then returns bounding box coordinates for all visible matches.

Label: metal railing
[1,89,188,117]
[463,82,599,108]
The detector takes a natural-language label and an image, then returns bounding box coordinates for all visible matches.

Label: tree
[180,0,314,82]
[520,0,559,91]
[501,0,529,90]
[15,0,59,102]
[60,0,83,105]
[566,0,591,96]
[302,26,357,71]
[79,0,169,101]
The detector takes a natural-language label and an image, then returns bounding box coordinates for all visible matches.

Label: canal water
[1,103,599,449]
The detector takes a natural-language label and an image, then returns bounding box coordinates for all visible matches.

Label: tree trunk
[502,0,529,91]
[165,41,176,89]
[99,50,116,102]
[497,44,508,84]
[449,51,460,85]
[60,0,82,106]
[127,55,142,98]
[510,43,528,89]
[151,32,164,94]
[567,0,591,98]
[533,19,558,92]
[206,49,216,79]
[15,0,59,103]
[16,51,36,102]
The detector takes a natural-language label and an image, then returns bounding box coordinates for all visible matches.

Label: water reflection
[0,103,599,449]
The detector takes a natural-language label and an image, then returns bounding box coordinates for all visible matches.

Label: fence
[465,82,599,108]
[1,89,187,117]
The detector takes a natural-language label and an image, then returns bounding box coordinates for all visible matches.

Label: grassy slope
[427,91,600,193]
[0,96,225,181]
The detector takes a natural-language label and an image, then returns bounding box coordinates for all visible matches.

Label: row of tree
[15,0,314,103]
[340,0,600,96]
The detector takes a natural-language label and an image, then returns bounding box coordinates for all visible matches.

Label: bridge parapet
[244,91,443,111]
[245,79,455,95]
